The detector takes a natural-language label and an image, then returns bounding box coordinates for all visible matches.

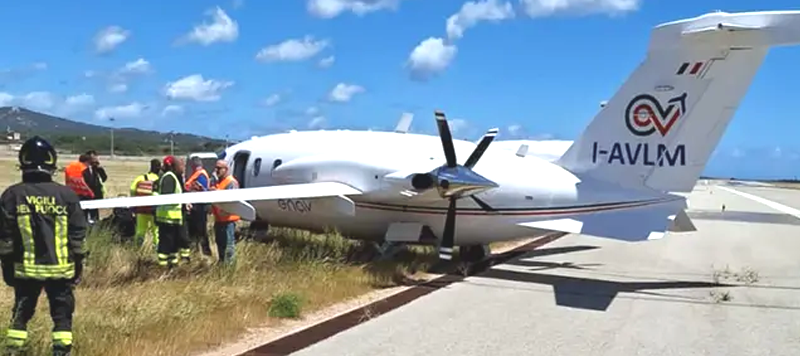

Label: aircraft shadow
[479,268,732,311]
[687,210,800,225]
[478,245,733,311]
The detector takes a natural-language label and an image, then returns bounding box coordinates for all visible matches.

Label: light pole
[169,131,174,155]
[109,117,115,158]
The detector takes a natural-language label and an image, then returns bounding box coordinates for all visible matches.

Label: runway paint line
[718,186,800,220]
[236,232,568,356]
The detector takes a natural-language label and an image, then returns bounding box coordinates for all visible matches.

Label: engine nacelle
[408,166,498,199]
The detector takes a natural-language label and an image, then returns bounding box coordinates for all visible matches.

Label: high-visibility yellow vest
[155,171,183,224]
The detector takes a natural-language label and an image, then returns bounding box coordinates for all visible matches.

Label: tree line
[41,133,228,156]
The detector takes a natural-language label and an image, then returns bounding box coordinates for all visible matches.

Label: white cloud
[161,105,184,117]
[120,58,151,74]
[308,116,326,128]
[507,124,523,136]
[164,74,233,102]
[0,93,14,106]
[519,0,640,17]
[183,7,239,45]
[108,83,128,93]
[263,94,281,106]
[306,106,320,116]
[84,70,97,78]
[256,36,329,62]
[407,37,457,81]
[307,0,401,18]
[95,102,147,120]
[20,92,55,110]
[32,62,47,70]
[449,118,469,133]
[446,0,514,40]
[94,26,130,54]
[318,55,335,68]
[64,94,95,107]
[328,83,364,102]
[772,147,782,158]
[0,92,97,115]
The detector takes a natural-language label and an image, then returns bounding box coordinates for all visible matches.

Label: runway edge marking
[718,186,800,220]
[236,232,569,356]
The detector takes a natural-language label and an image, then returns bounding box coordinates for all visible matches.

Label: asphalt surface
[289,182,800,356]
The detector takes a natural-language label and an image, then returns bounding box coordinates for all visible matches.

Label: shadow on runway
[480,268,732,311]
[505,245,604,271]
[687,210,800,225]
[480,244,733,311]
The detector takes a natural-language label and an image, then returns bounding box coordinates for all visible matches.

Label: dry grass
[0,157,439,356]
[770,182,800,190]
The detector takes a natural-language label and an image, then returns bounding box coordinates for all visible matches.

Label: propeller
[417,110,500,262]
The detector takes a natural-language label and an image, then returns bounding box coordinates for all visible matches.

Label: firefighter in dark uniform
[0,136,87,356]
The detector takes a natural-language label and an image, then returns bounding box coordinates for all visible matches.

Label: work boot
[53,344,71,356]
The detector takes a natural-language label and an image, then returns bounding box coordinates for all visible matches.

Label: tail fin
[556,11,800,193]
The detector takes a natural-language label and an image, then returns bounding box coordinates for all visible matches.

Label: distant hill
[0,106,229,156]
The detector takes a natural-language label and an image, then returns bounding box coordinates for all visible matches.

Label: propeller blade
[438,198,457,261]
[435,111,457,168]
[464,128,499,168]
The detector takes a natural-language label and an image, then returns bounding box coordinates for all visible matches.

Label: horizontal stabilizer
[214,201,257,221]
[80,181,362,210]
[518,199,687,242]
[682,22,760,36]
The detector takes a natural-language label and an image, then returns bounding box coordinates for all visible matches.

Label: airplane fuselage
[219,130,674,246]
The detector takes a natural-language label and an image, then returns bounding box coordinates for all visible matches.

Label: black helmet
[18,136,57,173]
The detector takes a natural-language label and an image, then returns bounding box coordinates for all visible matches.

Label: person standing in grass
[130,159,161,248]
[210,160,240,264]
[0,136,88,356]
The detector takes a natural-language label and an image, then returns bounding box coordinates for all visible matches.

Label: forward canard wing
[79,181,363,211]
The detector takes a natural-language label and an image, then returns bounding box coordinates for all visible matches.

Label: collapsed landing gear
[460,244,490,264]
[428,244,491,275]
[454,244,491,276]
[375,241,407,261]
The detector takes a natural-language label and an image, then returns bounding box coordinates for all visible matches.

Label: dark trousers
[187,205,211,256]
[5,279,74,355]
[156,222,185,267]
[214,222,236,264]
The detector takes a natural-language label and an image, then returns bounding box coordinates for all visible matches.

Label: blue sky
[0,0,799,179]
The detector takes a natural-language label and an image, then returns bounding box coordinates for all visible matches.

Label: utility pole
[169,131,174,155]
[109,117,115,159]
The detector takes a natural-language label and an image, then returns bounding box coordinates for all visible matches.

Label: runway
[289,182,800,356]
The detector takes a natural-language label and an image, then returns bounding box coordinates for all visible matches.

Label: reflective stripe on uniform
[157,253,169,266]
[15,213,74,279]
[155,171,183,225]
[52,331,73,346]
[6,329,27,347]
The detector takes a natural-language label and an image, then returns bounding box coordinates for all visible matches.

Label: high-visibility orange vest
[211,175,240,223]
[185,168,210,192]
[65,161,94,199]
[132,172,159,214]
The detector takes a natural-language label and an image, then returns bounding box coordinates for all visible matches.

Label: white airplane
[82,10,800,265]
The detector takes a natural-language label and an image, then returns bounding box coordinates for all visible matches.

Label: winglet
[394,112,413,133]
[515,144,529,157]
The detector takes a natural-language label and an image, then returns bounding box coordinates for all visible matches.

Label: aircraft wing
[79,181,363,210]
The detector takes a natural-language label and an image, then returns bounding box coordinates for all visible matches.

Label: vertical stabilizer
[557,10,800,192]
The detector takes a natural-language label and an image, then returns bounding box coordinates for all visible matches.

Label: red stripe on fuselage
[354,198,675,217]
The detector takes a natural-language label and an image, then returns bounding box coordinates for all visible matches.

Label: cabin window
[253,158,262,176]
[272,159,282,170]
